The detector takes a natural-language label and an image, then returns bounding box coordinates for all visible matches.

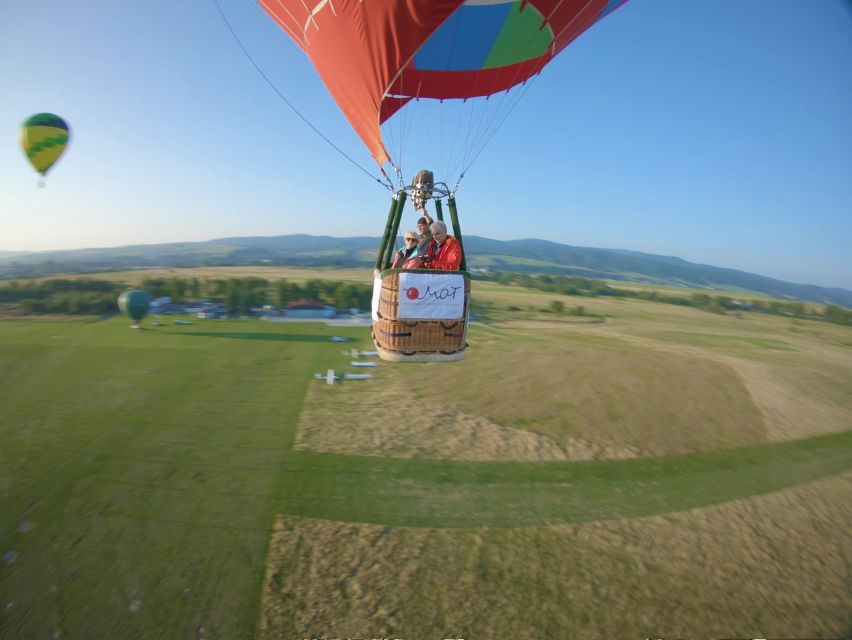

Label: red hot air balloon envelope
[258,0,629,363]
[259,0,629,167]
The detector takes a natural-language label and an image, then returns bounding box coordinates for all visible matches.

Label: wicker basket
[372,269,470,362]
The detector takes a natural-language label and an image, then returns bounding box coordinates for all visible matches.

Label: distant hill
[1,234,850,308]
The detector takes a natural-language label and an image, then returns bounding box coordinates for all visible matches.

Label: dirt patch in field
[295,332,768,461]
[294,371,580,461]
[476,290,852,446]
[398,335,768,458]
[579,316,852,443]
[723,357,852,441]
[296,300,851,460]
[257,472,852,640]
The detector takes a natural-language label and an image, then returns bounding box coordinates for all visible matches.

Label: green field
[1,275,851,639]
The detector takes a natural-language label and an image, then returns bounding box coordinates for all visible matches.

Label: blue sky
[1,0,850,289]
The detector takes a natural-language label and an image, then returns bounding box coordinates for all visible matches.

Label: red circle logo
[406,287,419,300]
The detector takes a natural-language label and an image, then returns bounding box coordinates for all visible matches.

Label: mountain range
[1,235,849,308]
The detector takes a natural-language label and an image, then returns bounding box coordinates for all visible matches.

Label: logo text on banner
[398,272,465,319]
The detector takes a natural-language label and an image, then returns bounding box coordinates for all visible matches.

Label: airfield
[1,271,850,639]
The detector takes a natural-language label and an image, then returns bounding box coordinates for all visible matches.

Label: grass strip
[275,431,852,528]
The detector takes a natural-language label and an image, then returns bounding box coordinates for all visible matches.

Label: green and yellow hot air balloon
[20,113,70,185]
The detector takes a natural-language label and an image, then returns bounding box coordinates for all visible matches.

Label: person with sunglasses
[391,231,421,269]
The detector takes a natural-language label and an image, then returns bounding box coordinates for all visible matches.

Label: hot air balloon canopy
[260,0,628,167]
[257,0,628,362]
[118,290,151,326]
[20,113,70,178]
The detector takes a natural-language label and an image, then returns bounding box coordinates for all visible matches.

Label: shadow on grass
[161,330,341,343]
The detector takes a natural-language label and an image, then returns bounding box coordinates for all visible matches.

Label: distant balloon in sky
[117,290,150,329]
[20,113,70,186]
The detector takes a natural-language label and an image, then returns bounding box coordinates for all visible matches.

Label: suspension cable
[213,0,392,191]
[459,75,540,181]
[380,6,550,195]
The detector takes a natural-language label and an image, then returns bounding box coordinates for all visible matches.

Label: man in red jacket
[420,221,463,271]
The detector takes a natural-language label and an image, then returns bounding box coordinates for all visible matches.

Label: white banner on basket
[398,272,465,319]
[371,272,382,321]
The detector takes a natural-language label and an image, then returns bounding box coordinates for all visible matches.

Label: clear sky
[1,0,851,289]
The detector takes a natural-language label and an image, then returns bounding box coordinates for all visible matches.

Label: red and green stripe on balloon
[392,0,627,100]
[260,0,629,165]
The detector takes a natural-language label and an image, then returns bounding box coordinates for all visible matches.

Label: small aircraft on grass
[344,349,379,358]
[313,369,373,384]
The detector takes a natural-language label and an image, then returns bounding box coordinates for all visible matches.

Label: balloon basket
[371,269,470,363]
[372,342,465,363]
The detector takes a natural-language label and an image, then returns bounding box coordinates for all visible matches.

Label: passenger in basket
[391,231,420,269]
[415,212,433,254]
[420,220,463,271]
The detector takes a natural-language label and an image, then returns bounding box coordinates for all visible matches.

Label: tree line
[478,271,852,326]
[0,278,122,315]
[1,273,850,326]
[138,276,372,315]
[0,277,374,317]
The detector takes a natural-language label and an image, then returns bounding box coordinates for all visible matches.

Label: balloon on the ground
[117,290,150,328]
[20,113,70,177]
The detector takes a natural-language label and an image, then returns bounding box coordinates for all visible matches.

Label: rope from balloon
[212,0,392,191]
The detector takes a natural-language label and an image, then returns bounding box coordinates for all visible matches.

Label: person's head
[417,217,430,235]
[403,231,418,247]
[430,220,448,244]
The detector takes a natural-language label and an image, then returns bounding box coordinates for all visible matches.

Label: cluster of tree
[3,273,850,327]
[0,276,375,317]
[823,304,852,326]
[547,300,589,316]
[477,271,848,326]
[273,279,371,312]
[139,276,373,315]
[141,276,270,314]
[689,294,817,319]
[482,272,622,297]
[139,276,205,301]
[0,278,123,315]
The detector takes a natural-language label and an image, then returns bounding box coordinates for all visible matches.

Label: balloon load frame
[372,174,470,362]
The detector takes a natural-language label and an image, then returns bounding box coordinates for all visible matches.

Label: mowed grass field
[1,270,851,639]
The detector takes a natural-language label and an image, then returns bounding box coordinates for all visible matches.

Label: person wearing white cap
[420,220,462,271]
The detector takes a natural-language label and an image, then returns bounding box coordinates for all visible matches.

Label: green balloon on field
[117,290,151,322]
